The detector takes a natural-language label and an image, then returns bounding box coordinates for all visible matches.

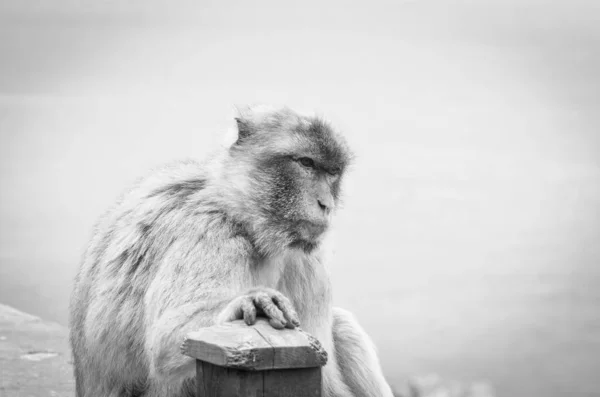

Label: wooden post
[181,319,328,397]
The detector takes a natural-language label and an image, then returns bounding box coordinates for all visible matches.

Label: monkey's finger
[273,294,300,326]
[217,296,246,323]
[254,294,286,329]
[241,297,257,325]
[268,318,285,330]
[272,295,300,328]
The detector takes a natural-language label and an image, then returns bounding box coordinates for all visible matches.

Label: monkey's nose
[317,199,331,213]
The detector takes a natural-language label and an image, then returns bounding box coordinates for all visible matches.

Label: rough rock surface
[0,304,74,397]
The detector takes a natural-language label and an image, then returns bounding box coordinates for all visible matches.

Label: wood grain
[185,319,326,396]
[252,321,328,369]
[182,320,274,370]
[182,319,327,370]
[197,361,264,397]
[263,368,322,397]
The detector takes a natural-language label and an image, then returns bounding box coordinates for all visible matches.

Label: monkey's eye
[298,157,316,169]
[328,167,341,176]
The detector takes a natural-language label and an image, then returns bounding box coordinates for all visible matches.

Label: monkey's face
[258,152,344,251]
[231,107,351,253]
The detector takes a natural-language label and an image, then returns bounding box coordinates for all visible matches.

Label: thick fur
[333,308,395,397]
[69,106,393,397]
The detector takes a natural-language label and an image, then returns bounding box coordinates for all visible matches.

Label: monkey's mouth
[295,220,328,242]
[289,221,326,253]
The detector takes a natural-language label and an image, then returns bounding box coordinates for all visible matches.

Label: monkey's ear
[234,104,279,142]
[235,117,254,140]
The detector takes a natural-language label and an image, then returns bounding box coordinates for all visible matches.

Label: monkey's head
[224,106,352,255]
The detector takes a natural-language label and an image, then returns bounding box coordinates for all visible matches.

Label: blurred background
[1,1,599,396]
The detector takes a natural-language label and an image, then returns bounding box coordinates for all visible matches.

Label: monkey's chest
[250,249,329,325]
[250,249,313,291]
[251,254,286,289]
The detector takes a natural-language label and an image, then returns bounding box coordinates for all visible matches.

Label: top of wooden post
[181,319,328,371]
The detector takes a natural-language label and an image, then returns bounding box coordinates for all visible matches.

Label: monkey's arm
[142,234,298,387]
[142,235,251,385]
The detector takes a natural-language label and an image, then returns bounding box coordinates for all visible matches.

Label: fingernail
[270,320,284,329]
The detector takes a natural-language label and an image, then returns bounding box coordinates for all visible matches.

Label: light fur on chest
[251,249,308,288]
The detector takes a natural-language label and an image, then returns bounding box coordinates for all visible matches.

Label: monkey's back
[69,160,231,396]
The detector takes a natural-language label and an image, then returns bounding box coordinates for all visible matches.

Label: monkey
[69,105,395,397]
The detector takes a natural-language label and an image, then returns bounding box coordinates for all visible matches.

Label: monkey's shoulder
[130,160,210,202]
[91,159,240,246]
[135,161,253,233]
[83,160,253,278]
[102,160,210,218]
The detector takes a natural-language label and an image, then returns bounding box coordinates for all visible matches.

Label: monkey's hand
[216,288,300,330]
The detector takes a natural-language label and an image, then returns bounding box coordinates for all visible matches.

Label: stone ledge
[0,303,74,397]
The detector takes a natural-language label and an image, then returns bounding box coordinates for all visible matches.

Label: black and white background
[1,1,599,396]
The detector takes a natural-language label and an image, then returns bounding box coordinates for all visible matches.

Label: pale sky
[1,0,598,263]
[1,1,599,395]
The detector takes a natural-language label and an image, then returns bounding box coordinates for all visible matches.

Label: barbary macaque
[69,106,394,397]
